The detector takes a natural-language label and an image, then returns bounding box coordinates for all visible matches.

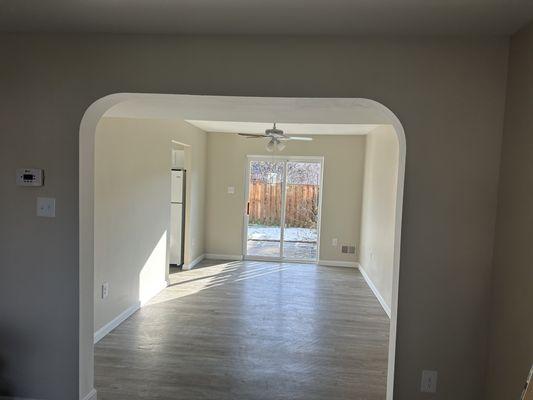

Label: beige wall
[359,126,399,313]
[0,34,509,400]
[94,117,207,334]
[486,21,533,399]
[205,133,366,262]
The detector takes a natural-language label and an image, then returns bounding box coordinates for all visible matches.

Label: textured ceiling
[1,0,532,36]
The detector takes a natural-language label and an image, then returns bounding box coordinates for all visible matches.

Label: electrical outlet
[332,238,338,247]
[421,370,438,393]
[102,282,109,299]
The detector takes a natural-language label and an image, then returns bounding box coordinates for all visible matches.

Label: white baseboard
[81,388,97,400]
[205,253,244,261]
[318,259,357,268]
[183,253,205,270]
[94,303,140,343]
[357,264,392,318]
[94,279,168,343]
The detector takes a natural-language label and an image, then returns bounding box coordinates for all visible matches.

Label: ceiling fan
[237,123,313,152]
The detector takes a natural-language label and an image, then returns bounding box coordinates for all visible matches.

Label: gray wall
[0,34,509,399]
[486,21,533,399]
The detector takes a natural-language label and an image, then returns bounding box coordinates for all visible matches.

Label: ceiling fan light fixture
[266,138,276,152]
[276,140,286,151]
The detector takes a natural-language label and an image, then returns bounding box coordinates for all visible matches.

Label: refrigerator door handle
[246,202,250,215]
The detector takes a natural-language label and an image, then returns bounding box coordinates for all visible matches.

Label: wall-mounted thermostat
[16,168,44,186]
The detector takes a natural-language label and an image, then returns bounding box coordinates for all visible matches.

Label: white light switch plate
[227,186,235,194]
[37,197,56,218]
[421,370,438,393]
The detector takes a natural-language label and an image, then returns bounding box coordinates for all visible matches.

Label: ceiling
[1,0,532,36]
[186,120,380,135]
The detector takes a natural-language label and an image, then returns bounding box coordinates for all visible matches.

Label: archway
[79,94,406,400]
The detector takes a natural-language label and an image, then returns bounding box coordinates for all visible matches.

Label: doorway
[243,156,323,262]
[80,94,406,400]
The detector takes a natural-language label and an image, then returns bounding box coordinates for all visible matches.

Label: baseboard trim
[357,264,392,318]
[94,303,140,343]
[205,253,244,261]
[81,388,97,400]
[318,259,357,268]
[94,278,168,344]
[183,253,205,270]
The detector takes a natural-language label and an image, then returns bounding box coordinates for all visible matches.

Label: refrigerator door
[170,203,183,265]
[171,170,184,203]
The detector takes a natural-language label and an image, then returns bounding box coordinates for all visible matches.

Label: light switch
[227,186,235,194]
[37,197,56,218]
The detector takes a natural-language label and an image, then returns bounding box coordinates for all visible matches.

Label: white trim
[317,259,357,268]
[81,388,97,400]
[358,264,392,318]
[94,279,168,344]
[205,253,244,261]
[182,253,205,270]
[94,303,140,344]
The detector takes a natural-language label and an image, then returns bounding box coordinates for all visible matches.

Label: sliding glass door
[245,159,284,258]
[244,156,322,262]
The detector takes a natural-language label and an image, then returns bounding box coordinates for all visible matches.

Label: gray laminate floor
[95,260,389,400]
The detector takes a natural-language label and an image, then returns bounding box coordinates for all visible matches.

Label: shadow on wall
[0,353,12,396]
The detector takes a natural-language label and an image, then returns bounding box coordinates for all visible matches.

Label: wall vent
[341,245,356,254]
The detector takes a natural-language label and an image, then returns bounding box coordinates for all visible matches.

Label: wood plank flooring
[95,260,390,400]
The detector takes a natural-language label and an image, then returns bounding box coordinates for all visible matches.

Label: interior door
[245,159,285,259]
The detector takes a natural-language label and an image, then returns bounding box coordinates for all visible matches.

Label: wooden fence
[248,182,320,228]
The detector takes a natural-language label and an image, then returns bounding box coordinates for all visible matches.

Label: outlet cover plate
[36,197,55,218]
[421,370,438,393]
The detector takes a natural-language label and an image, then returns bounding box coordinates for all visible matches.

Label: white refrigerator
[170,169,185,266]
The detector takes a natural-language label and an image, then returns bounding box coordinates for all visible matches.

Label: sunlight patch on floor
[146,261,289,305]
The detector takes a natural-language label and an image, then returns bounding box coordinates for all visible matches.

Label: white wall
[172,148,185,169]
[359,126,400,314]
[94,117,207,335]
[205,133,366,263]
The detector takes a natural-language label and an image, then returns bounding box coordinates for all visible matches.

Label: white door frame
[242,155,324,263]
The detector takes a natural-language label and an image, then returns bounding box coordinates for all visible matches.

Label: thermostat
[16,168,44,186]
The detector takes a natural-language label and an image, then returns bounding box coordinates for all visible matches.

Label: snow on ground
[247,225,317,242]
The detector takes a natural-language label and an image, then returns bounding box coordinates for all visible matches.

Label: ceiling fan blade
[285,136,313,141]
[237,133,267,138]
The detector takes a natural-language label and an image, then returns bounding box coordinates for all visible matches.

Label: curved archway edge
[79,94,406,400]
